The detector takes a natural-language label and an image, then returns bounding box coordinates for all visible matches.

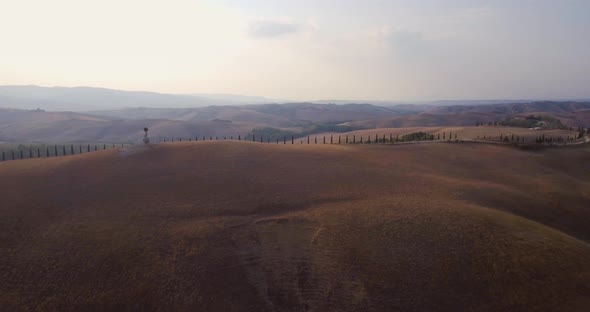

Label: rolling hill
[346,101,590,129]
[309,126,580,143]
[1,141,589,311]
[0,108,266,143]
[0,86,249,111]
[0,103,399,143]
[1,99,589,144]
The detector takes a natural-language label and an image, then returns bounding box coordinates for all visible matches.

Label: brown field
[1,141,590,311]
[314,126,580,142]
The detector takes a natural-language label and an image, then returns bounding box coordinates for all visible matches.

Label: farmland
[1,141,589,311]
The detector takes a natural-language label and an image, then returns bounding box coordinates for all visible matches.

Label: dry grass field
[1,141,589,311]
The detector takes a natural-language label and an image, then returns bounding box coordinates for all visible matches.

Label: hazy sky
[1,0,589,101]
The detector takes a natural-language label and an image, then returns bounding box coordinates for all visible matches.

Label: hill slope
[0,108,259,143]
[348,101,590,129]
[1,142,589,311]
[0,85,236,111]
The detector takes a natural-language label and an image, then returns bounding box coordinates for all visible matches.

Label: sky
[1,0,589,101]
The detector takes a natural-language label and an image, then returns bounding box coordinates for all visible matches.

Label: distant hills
[1,85,589,143]
[346,101,590,129]
[3,85,589,112]
[0,85,276,111]
[2,100,589,143]
[0,103,400,143]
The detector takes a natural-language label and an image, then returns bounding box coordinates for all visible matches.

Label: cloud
[248,19,305,38]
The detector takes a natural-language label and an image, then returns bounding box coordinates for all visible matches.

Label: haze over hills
[0,86,271,112]
[1,90,589,143]
[3,85,589,113]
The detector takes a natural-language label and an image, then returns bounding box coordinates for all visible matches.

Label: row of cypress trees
[161,131,464,145]
[0,144,124,162]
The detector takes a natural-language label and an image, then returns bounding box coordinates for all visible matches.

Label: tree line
[1,143,126,162]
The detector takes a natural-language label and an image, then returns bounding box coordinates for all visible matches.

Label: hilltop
[1,142,589,311]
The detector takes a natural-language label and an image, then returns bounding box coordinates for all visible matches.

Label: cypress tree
[71,145,75,154]
[443,132,446,140]
[12,150,15,160]
[63,145,66,155]
[437,133,440,140]
[80,146,83,154]
[20,149,24,159]
[87,145,90,152]
[360,136,363,144]
[292,136,294,144]
[284,136,286,144]
[353,135,355,143]
[37,148,41,158]
[46,148,50,157]
[330,135,333,144]
[307,136,310,144]
[338,135,341,144]
[346,135,349,144]
[375,134,378,143]
[29,149,33,158]
[315,136,317,144]
[253,134,256,142]
[55,145,58,156]
[238,135,241,141]
[455,133,457,139]
[1,151,4,161]
[323,136,326,144]
[94,145,97,151]
[383,134,386,144]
